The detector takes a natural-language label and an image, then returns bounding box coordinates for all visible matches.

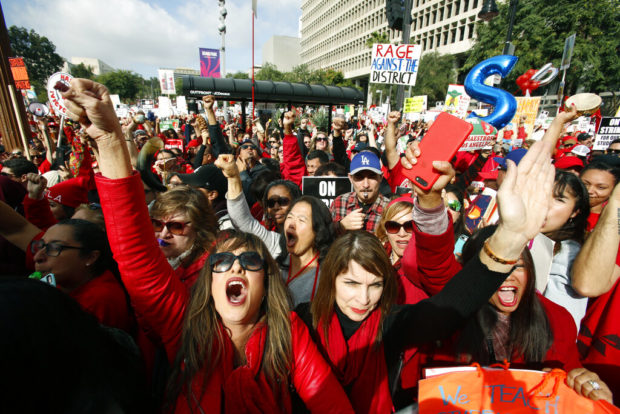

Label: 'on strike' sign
[370,44,422,86]
[302,176,352,208]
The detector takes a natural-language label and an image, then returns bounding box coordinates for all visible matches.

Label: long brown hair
[311,231,398,346]
[166,230,293,410]
[150,186,218,265]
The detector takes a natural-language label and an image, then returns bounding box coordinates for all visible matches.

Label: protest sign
[46,72,73,116]
[302,176,352,208]
[164,139,184,151]
[9,57,30,90]
[511,97,541,137]
[403,95,427,113]
[459,118,497,151]
[158,97,174,118]
[443,84,471,119]
[419,366,619,414]
[594,117,620,151]
[160,119,180,132]
[370,44,421,86]
[176,96,188,115]
[158,69,176,95]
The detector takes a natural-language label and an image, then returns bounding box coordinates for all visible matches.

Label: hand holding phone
[401,112,473,191]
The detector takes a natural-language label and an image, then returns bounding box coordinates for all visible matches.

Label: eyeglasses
[607,149,620,155]
[316,137,328,142]
[209,251,264,272]
[32,154,44,159]
[266,196,290,208]
[384,220,414,234]
[151,219,191,235]
[446,199,462,212]
[240,144,255,150]
[31,239,85,257]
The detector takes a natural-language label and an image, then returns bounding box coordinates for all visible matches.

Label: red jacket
[420,293,582,372]
[280,133,306,188]
[95,172,353,413]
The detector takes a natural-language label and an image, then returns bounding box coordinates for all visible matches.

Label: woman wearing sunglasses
[62,79,354,413]
[216,154,334,305]
[149,186,218,286]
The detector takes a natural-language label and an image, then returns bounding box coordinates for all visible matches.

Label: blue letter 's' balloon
[464,55,519,130]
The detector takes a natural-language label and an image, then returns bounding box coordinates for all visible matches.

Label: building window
[468,22,475,38]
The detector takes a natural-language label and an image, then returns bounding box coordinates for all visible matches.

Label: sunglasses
[240,144,255,150]
[209,251,264,272]
[31,239,85,257]
[384,220,414,234]
[151,219,190,235]
[447,199,462,212]
[316,137,328,142]
[266,196,290,208]
[607,149,620,154]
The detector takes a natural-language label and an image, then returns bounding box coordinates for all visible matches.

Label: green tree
[465,0,620,98]
[366,31,390,49]
[96,70,144,101]
[70,63,95,79]
[411,52,456,105]
[8,26,64,99]
[255,63,284,81]
[226,71,249,79]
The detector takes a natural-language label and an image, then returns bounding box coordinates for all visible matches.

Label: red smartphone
[402,112,473,191]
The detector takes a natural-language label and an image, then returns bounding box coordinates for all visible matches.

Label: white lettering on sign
[319,181,336,197]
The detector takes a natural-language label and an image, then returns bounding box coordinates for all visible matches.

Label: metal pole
[502,0,519,55]
[395,0,414,111]
[222,31,229,122]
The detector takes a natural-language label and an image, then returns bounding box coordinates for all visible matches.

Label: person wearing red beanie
[45,176,89,220]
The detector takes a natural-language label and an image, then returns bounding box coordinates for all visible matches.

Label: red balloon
[530,80,541,91]
[526,69,537,78]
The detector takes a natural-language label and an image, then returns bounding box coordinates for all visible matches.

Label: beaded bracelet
[483,239,518,265]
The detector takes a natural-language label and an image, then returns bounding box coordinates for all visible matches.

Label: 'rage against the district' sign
[370,44,421,86]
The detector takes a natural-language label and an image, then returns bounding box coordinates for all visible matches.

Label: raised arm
[203,95,231,158]
[384,111,401,169]
[0,200,41,252]
[572,183,620,297]
[62,79,187,358]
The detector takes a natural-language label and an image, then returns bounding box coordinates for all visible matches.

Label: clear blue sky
[3,0,302,78]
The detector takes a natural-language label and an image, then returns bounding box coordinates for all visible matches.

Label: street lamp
[218,1,227,78]
[477,0,499,22]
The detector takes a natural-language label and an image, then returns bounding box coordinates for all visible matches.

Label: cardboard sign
[370,43,422,86]
[46,72,73,116]
[593,117,620,150]
[459,118,497,151]
[302,176,352,207]
[9,57,31,90]
[404,95,427,113]
[443,84,471,119]
[511,97,541,138]
[158,69,176,95]
[419,366,620,414]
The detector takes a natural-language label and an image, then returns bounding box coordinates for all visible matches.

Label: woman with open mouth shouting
[216,154,335,306]
[63,79,354,413]
[293,133,565,413]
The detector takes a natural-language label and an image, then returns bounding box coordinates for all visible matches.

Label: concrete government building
[300,0,483,82]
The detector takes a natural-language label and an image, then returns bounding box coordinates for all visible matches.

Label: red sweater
[95,172,353,413]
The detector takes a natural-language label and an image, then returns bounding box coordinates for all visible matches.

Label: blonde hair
[375,201,413,243]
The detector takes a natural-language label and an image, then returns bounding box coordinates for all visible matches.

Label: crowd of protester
[1,77,619,413]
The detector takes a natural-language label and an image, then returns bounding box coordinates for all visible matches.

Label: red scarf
[223,322,291,414]
[318,309,393,414]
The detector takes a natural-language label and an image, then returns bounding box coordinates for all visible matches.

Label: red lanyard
[287,252,320,299]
